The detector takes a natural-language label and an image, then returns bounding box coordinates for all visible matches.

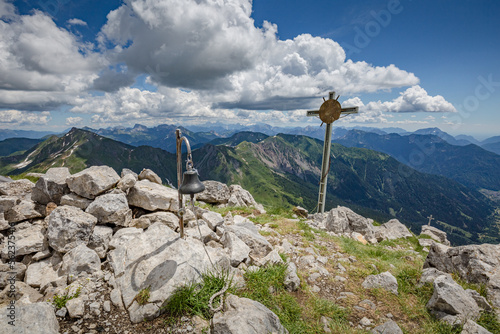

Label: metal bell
[178,169,205,195]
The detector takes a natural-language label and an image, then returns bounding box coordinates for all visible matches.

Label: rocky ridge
[0,166,498,334]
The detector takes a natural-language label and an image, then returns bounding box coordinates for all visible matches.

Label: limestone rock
[0,196,19,215]
[374,219,413,242]
[108,227,143,250]
[117,173,137,193]
[0,212,8,231]
[121,168,138,179]
[0,262,26,288]
[284,262,300,292]
[292,206,308,218]
[461,319,493,334]
[0,281,42,306]
[1,302,59,334]
[212,294,288,334]
[86,192,132,226]
[108,222,228,323]
[418,268,452,287]
[60,192,93,210]
[225,219,273,258]
[418,238,435,247]
[4,199,43,223]
[130,211,179,230]
[221,231,251,267]
[184,223,219,244]
[24,253,63,288]
[138,168,162,185]
[0,179,34,197]
[371,320,403,334]
[88,225,113,258]
[66,297,85,318]
[1,222,47,258]
[228,184,257,207]
[202,211,224,230]
[31,167,70,205]
[424,243,500,310]
[426,275,481,325]
[66,165,120,199]
[325,206,375,240]
[362,272,398,295]
[127,180,178,211]
[61,244,101,277]
[421,225,450,246]
[196,181,230,204]
[47,205,97,253]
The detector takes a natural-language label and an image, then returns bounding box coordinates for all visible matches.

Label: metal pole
[175,129,184,238]
[318,122,332,213]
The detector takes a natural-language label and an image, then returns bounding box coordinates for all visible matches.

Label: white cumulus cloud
[0,109,50,126]
[65,116,83,126]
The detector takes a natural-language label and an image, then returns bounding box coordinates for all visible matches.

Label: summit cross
[306,91,359,213]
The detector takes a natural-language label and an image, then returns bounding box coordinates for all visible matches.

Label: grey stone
[0,302,59,334]
[426,275,481,325]
[130,211,179,230]
[227,184,258,207]
[60,192,93,210]
[419,268,452,287]
[128,300,160,324]
[1,223,47,258]
[374,219,413,242]
[127,180,178,211]
[196,181,230,204]
[4,199,43,223]
[66,297,85,318]
[107,222,228,323]
[424,243,500,311]
[138,168,162,185]
[0,281,42,306]
[103,300,111,312]
[24,253,63,288]
[86,192,132,226]
[225,220,273,258]
[221,231,250,267]
[421,225,450,246]
[362,271,398,295]
[184,223,219,244]
[461,319,493,334]
[212,294,288,334]
[466,289,492,311]
[325,206,375,240]
[31,167,71,205]
[0,262,26,288]
[56,307,67,317]
[88,225,113,258]
[117,173,137,193]
[360,317,372,326]
[0,196,19,214]
[0,179,34,197]
[110,288,124,310]
[121,168,138,179]
[66,165,120,199]
[61,244,101,277]
[257,249,284,267]
[108,227,143,250]
[201,211,224,230]
[371,320,403,334]
[284,262,300,291]
[418,238,435,247]
[47,205,97,253]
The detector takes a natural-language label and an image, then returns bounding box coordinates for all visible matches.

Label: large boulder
[127,180,178,211]
[227,184,257,207]
[60,192,93,210]
[0,179,34,198]
[24,253,64,288]
[424,243,500,311]
[362,272,398,295]
[47,205,97,253]
[196,181,230,204]
[421,225,450,246]
[138,168,162,185]
[31,167,70,205]
[3,199,43,223]
[426,275,481,325]
[66,165,120,199]
[220,231,251,267]
[88,225,114,258]
[1,302,59,334]
[374,219,413,241]
[107,222,228,323]
[212,294,288,334]
[225,218,272,259]
[325,206,375,240]
[86,192,132,226]
[461,319,493,334]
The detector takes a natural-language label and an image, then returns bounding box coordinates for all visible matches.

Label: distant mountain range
[1,128,498,245]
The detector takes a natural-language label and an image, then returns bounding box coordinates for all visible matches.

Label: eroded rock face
[66,166,120,199]
[127,180,178,211]
[212,294,289,334]
[221,231,250,267]
[31,167,71,205]
[88,225,114,259]
[1,302,59,334]
[86,192,132,226]
[424,243,500,310]
[0,179,34,198]
[47,205,97,253]
[138,168,162,185]
[426,275,481,325]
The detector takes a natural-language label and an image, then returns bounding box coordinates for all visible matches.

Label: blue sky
[1,0,499,138]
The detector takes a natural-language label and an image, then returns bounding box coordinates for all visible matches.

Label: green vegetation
[136,287,151,305]
[52,286,81,309]
[477,311,500,333]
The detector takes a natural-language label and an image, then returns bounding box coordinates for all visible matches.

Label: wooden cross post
[307,91,359,213]
[427,214,434,226]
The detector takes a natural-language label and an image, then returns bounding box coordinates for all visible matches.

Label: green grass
[136,287,151,305]
[162,269,233,319]
[477,311,500,333]
[52,286,81,309]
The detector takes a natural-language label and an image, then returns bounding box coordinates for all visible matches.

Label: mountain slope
[335,130,500,191]
[0,138,43,157]
[192,131,269,149]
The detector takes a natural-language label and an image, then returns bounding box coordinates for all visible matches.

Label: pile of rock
[0,166,290,333]
[197,181,266,214]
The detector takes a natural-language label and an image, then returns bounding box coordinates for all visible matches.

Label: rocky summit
[0,166,499,334]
